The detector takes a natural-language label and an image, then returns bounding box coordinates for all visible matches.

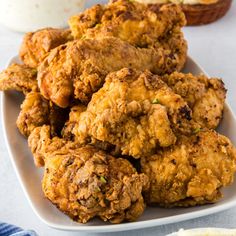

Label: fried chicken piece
[161,72,226,129]
[17,92,49,137]
[69,4,104,39]
[69,0,187,74]
[0,63,37,94]
[69,0,186,48]
[17,92,68,137]
[62,104,87,140]
[28,126,69,166]
[19,28,72,68]
[71,68,194,158]
[62,105,120,155]
[141,130,236,207]
[38,36,186,108]
[28,126,149,223]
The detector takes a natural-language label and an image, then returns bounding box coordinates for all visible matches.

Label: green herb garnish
[152,98,160,104]
[32,69,37,75]
[100,176,107,184]
[193,128,201,134]
[95,187,101,192]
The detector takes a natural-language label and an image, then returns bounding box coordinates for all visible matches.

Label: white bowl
[0,0,85,32]
[167,227,236,236]
[2,56,236,233]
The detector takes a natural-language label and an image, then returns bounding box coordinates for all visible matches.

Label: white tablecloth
[0,1,236,235]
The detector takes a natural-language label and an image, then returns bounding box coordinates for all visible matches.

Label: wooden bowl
[182,0,232,25]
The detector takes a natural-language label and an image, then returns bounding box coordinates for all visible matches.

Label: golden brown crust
[28,126,149,223]
[38,34,186,108]
[62,104,87,140]
[141,130,236,207]
[17,92,50,137]
[161,72,226,129]
[70,68,197,158]
[19,28,72,68]
[17,92,69,137]
[37,1,187,108]
[0,63,38,94]
[69,1,186,47]
[28,126,70,167]
[69,0,187,72]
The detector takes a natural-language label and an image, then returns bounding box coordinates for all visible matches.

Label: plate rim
[1,55,236,233]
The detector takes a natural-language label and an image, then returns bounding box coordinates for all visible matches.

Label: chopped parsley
[95,187,101,192]
[193,128,201,134]
[152,98,160,104]
[100,176,107,184]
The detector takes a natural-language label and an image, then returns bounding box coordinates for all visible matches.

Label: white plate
[2,56,236,233]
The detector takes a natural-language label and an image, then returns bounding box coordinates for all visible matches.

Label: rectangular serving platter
[1,56,236,233]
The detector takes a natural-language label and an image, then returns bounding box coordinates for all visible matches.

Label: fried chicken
[28,126,69,166]
[141,130,236,207]
[28,126,149,223]
[62,104,87,140]
[69,0,186,48]
[161,72,226,129]
[69,0,187,74]
[17,92,49,137]
[17,92,68,137]
[19,28,72,68]
[38,35,186,108]
[70,68,195,158]
[0,63,37,94]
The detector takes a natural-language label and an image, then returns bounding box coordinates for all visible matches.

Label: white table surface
[0,1,236,236]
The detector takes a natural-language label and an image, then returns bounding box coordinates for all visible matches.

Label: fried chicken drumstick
[38,36,186,108]
[28,126,149,223]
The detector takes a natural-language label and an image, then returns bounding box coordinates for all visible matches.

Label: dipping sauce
[176,228,236,236]
[0,0,85,32]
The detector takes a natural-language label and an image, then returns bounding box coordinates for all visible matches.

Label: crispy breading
[62,105,119,155]
[28,126,149,223]
[69,0,186,47]
[69,0,187,74]
[70,68,196,158]
[0,63,37,94]
[19,28,72,68]
[16,92,49,137]
[62,104,87,140]
[17,92,68,137]
[28,126,69,166]
[38,35,186,108]
[161,72,226,129]
[141,130,236,207]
